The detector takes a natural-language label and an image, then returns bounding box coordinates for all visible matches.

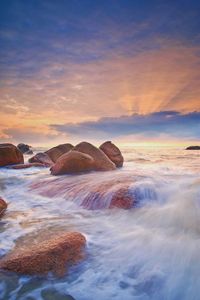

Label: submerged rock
[0,197,7,216]
[74,142,116,171]
[99,141,124,167]
[17,143,33,154]
[51,150,94,175]
[7,162,46,169]
[186,146,200,150]
[0,232,86,276]
[0,143,24,167]
[41,288,76,300]
[31,176,136,210]
[45,143,74,163]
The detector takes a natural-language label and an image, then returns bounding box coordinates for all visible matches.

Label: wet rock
[51,150,94,175]
[186,146,200,150]
[81,185,135,209]
[99,141,124,167]
[41,288,75,300]
[45,143,74,163]
[74,142,116,171]
[110,187,134,209]
[0,143,24,167]
[0,197,7,216]
[0,232,86,276]
[7,162,46,169]
[29,152,54,167]
[17,143,33,154]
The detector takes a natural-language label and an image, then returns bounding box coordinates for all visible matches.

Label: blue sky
[0,0,200,145]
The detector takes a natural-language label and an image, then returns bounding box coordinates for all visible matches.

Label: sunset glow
[0,0,199,145]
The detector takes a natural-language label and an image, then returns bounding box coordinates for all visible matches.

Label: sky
[0,0,200,146]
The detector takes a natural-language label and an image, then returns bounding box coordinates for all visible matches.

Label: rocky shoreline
[0,140,124,279]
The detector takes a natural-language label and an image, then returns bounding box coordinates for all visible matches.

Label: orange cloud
[0,40,199,144]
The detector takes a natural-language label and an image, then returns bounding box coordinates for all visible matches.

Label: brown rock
[0,232,86,276]
[0,197,7,216]
[74,142,116,171]
[0,143,24,167]
[45,143,74,163]
[99,141,124,167]
[51,151,94,175]
[110,187,133,209]
[8,162,46,169]
[29,152,54,167]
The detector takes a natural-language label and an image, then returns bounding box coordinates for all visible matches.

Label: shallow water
[0,147,200,300]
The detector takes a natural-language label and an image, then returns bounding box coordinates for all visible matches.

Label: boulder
[51,151,94,175]
[73,142,116,171]
[29,152,54,167]
[99,141,124,167]
[0,143,24,167]
[0,197,7,216]
[8,162,46,169]
[45,143,74,163]
[186,146,200,150]
[17,143,33,154]
[0,232,86,276]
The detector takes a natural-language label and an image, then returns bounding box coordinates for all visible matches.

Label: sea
[0,146,199,300]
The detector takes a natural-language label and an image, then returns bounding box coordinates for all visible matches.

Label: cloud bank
[51,111,200,141]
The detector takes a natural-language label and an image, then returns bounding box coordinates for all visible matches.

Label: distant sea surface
[0,146,200,300]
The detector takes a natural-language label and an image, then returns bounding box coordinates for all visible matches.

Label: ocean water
[0,146,200,300]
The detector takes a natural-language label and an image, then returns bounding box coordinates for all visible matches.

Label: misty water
[0,146,200,300]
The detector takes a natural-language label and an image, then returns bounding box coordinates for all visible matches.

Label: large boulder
[45,143,74,163]
[0,232,86,276]
[73,142,116,171]
[17,143,33,154]
[0,197,7,216]
[186,146,200,150]
[29,152,54,167]
[0,143,24,167]
[51,151,94,175]
[99,141,124,167]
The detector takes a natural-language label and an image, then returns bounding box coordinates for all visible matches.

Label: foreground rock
[0,197,7,216]
[0,143,24,167]
[186,146,200,150]
[17,143,33,154]
[29,152,54,167]
[51,151,94,175]
[100,141,124,167]
[45,143,74,163]
[0,232,86,276]
[74,142,116,171]
[8,162,46,169]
